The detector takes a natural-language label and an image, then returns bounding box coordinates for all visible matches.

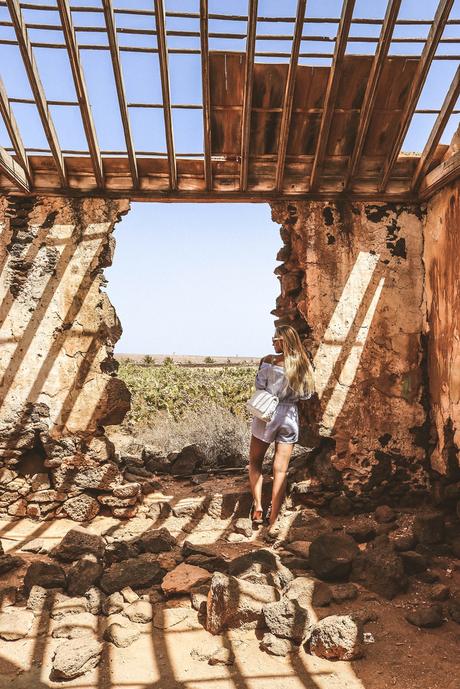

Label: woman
[248,324,315,529]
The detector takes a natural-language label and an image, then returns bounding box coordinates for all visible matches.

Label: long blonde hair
[276,325,315,397]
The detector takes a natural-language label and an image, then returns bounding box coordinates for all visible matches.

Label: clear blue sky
[0,0,459,355]
[106,202,280,357]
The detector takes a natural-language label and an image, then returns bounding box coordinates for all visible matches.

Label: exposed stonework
[0,195,131,519]
[271,201,430,504]
[423,178,460,487]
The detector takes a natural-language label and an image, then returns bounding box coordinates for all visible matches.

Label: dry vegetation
[114,360,265,465]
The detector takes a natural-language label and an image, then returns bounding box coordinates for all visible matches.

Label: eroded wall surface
[271,201,430,504]
[0,195,131,519]
[424,178,460,484]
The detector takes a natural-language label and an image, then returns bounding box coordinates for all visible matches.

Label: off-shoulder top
[254,361,313,404]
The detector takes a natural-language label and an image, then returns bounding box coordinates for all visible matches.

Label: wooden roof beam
[309,0,356,190]
[199,0,212,190]
[154,0,177,191]
[0,146,29,192]
[378,0,454,192]
[275,0,307,192]
[412,64,460,191]
[240,0,258,192]
[344,0,402,190]
[419,149,460,199]
[57,0,103,188]
[102,0,139,188]
[6,0,66,186]
[0,74,32,185]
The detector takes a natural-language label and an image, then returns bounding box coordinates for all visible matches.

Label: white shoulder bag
[246,362,279,422]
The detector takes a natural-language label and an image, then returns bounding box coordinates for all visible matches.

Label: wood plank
[0,146,29,191]
[102,0,139,187]
[240,0,257,191]
[154,0,177,191]
[199,0,212,190]
[0,74,32,185]
[6,0,66,186]
[57,0,103,188]
[344,0,402,190]
[309,0,355,190]
[379,0,455,191]
[412,65,460,190]
[419,150,460,199]
[274,0,307,191]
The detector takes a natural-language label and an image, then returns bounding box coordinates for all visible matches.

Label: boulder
[329,495,352,516]
[104,621,140,647]
[206,572,278,634]
[53,527,105,562]
[50,593,90,620]
[52,638,103,679]
[228,549,293,589]
[262,598,311,643]
[134,527,177,554]
[331,583,359,603]
[24,561,66,593]
[52,612,98,638]
[400,550,428,575]
[351,545,408,600]
[345,518,377,543]
[104,540,139,565]
[27,585,60,613]
[414,512,445,545]
[309,533,359,581]
[0,609,34,640]
[260,633,298,656]
[61,494,99,522]
[234,518,252,538]
[67,555,103,596]
[102,592,125,616]
[307,614,364,660]
[0,554,24,575]
[285,576,332,611]
[123,600,154,623]
[100,554,163,594]
[170,444,206,475]
[161,563,211,596]
[52,460,122,491]
[405,604,444,628]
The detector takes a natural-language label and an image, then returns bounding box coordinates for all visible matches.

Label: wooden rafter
[240,0,258,191]
[199,0,212,190]
[419,149,460,199]
[378,0,454,192]
[344,0,402,190]
[6,0,66,186]
[412,65,460,191]
[154,0,177,191]
[274,0,307,192]
[0,74,32,185]
[102,0,139,188]
[57,0,103,188]
[0,146,29,191]
[309,0,356,190]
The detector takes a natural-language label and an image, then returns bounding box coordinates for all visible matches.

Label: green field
[117,360,258,424]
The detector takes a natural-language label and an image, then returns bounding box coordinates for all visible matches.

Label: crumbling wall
[0,195,132,520]
[271,201,430,506]
[423,178,460,494]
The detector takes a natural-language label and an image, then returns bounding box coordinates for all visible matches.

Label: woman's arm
[255,356,270,389]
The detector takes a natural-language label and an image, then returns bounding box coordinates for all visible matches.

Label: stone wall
[271,201,431,505]
[423,178,460,496]
[0,195,133,520]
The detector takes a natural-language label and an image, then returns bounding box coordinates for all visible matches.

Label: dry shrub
[126,402,275,468]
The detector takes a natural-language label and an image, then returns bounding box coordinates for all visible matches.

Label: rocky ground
[0,473,459,689]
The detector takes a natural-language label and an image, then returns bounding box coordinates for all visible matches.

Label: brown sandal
[250,502,264,525]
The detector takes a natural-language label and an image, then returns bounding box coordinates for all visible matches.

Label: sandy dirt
[0,474,459,689]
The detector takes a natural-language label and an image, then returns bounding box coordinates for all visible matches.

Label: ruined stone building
[0,0,459,520]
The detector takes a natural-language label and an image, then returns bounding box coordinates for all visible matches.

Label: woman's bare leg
[248,434,270,512]
[269,442,294,525]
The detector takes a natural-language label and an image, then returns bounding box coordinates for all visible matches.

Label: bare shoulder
[261,355,274,364]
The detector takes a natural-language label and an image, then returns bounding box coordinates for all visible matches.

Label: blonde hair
[276,325,315,397]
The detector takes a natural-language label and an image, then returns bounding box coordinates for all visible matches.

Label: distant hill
[115,353,260,365]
